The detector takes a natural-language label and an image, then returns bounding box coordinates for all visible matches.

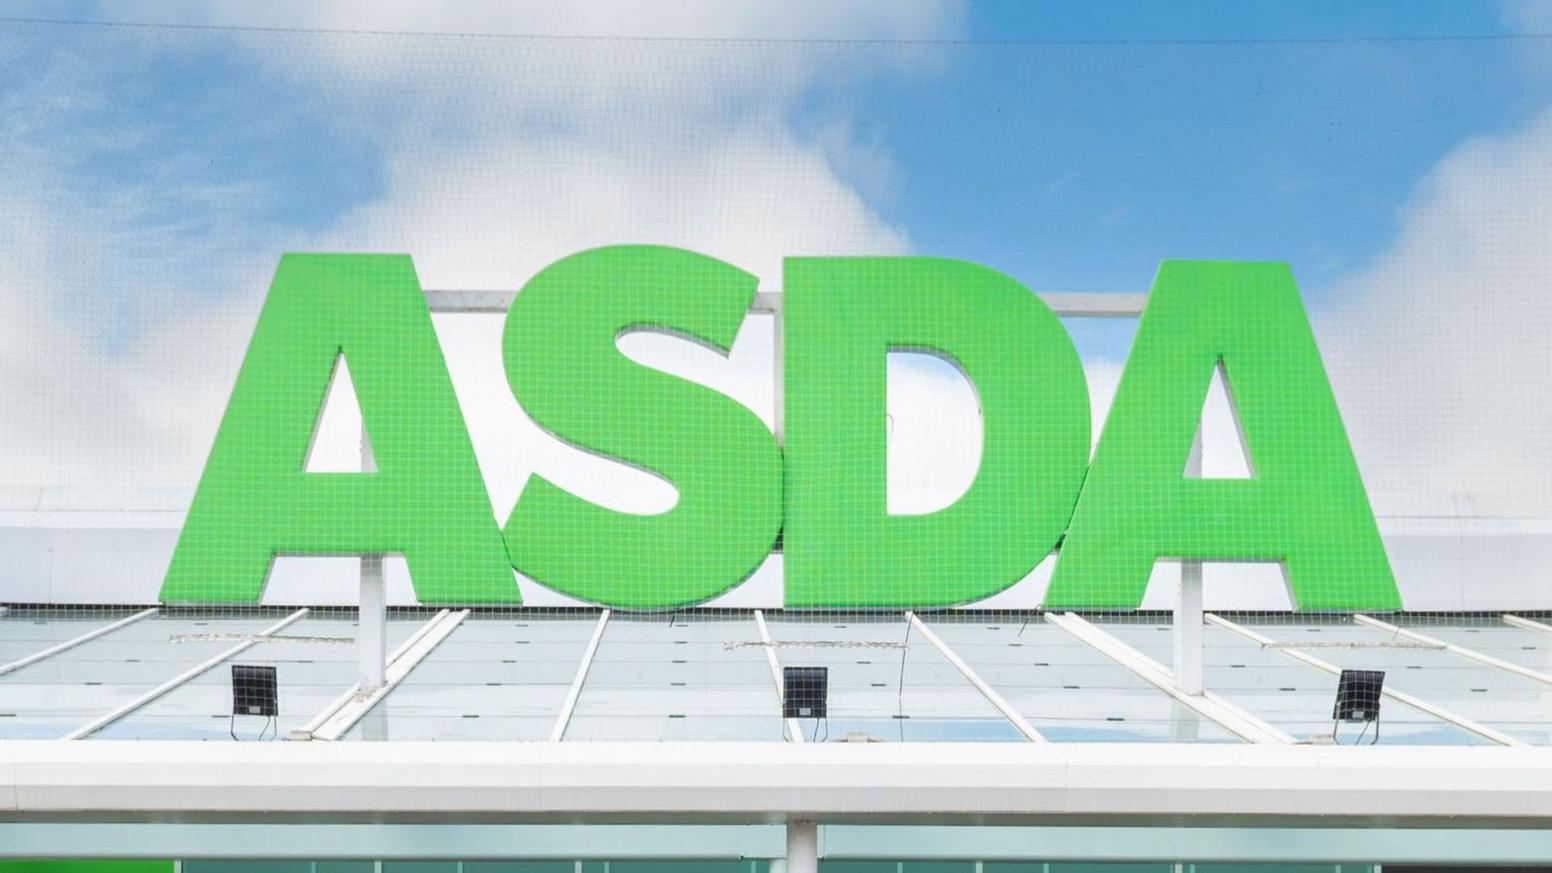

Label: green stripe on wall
[0,861,173,873]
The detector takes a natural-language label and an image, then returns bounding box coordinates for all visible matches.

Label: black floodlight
[1332,669,1384,745]
[231,664,278,717]
[783,666,828,719]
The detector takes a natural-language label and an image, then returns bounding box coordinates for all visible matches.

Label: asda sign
[162,246,1399,611]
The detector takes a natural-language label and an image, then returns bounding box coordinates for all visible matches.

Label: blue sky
[5,2,1548,349]
[1,0,1549,523]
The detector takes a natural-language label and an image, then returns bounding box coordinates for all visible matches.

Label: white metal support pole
[786,820,817,873]
[1174,431,1204,695]
[752,290,783,446]
[359,421,386,693]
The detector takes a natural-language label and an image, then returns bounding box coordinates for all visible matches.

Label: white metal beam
[64,608,310,740]
[7,739,1552,823]
[753,609,805,743]
[291,608,454,741]
[549,609,611,742]
[0,607,157,678]
[423,289,1147,318]
[1354,613,1552,686]
[1175,432,1204,695]
[905,612,1044,742]
[1206,613,1525,747]
[1503,613,1552,635]
[1044,612,1293,744]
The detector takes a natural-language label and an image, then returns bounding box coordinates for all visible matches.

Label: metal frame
[422,289,1147,318]
[753,609,805,743]
[1207,612,1525,747]
[1354,613,1552,686]
[549,608,611,741]
[1044,612,1294,744]
[64,608,310,740]
[904,611,1045,742]
[0,607,157,677]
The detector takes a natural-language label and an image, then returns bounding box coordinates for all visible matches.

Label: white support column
[752,291,783,446]
[0,607,157,678]
[1175,431,1204,695]
[785,820,817,873]
[292,609,454,741]
[312,609,469,741]
[359,421,386,693]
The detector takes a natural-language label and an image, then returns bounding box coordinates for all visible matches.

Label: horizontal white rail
[5,740,1552,823]
[0,607,157,677]
[424,289,1147,318]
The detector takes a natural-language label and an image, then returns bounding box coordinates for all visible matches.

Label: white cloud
[0,2,958,518]
[1318,106,1552,519]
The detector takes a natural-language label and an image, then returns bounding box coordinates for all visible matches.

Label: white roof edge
[5,741,1552,822]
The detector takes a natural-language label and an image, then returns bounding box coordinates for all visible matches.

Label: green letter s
[502,246,782,610]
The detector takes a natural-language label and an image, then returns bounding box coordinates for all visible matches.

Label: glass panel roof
[564,613,782,741]
[1098,619,1490,746]
[764,614,1028,742]
[922,616,1239,743]
[0,610,279,739]
[93,612,427,741]
[344,614,598,741]
[3,608,1550,745]
[1237,617,1552,746]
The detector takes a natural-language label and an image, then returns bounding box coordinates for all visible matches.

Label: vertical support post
[771,302,784,446]
[359,420,387,693]
[785,820,817,873]
[1174,430,1204,695]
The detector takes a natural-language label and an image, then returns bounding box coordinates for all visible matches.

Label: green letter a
[161,254,516,604]
[1045,261,1399,610]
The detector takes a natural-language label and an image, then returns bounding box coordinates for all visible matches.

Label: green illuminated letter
[162,254,516,604]
[1045,261,1399,610]
[784,258,1090,608]
[502,246,782,610]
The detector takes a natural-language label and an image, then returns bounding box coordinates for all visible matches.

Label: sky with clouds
[0,0,1549,550]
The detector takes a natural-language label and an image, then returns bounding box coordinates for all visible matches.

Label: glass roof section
[344,613,598,741]
[1098,618,1490,746]
[4,607,1551,745]
[764,614,1028,742]
[564,613,782,741]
